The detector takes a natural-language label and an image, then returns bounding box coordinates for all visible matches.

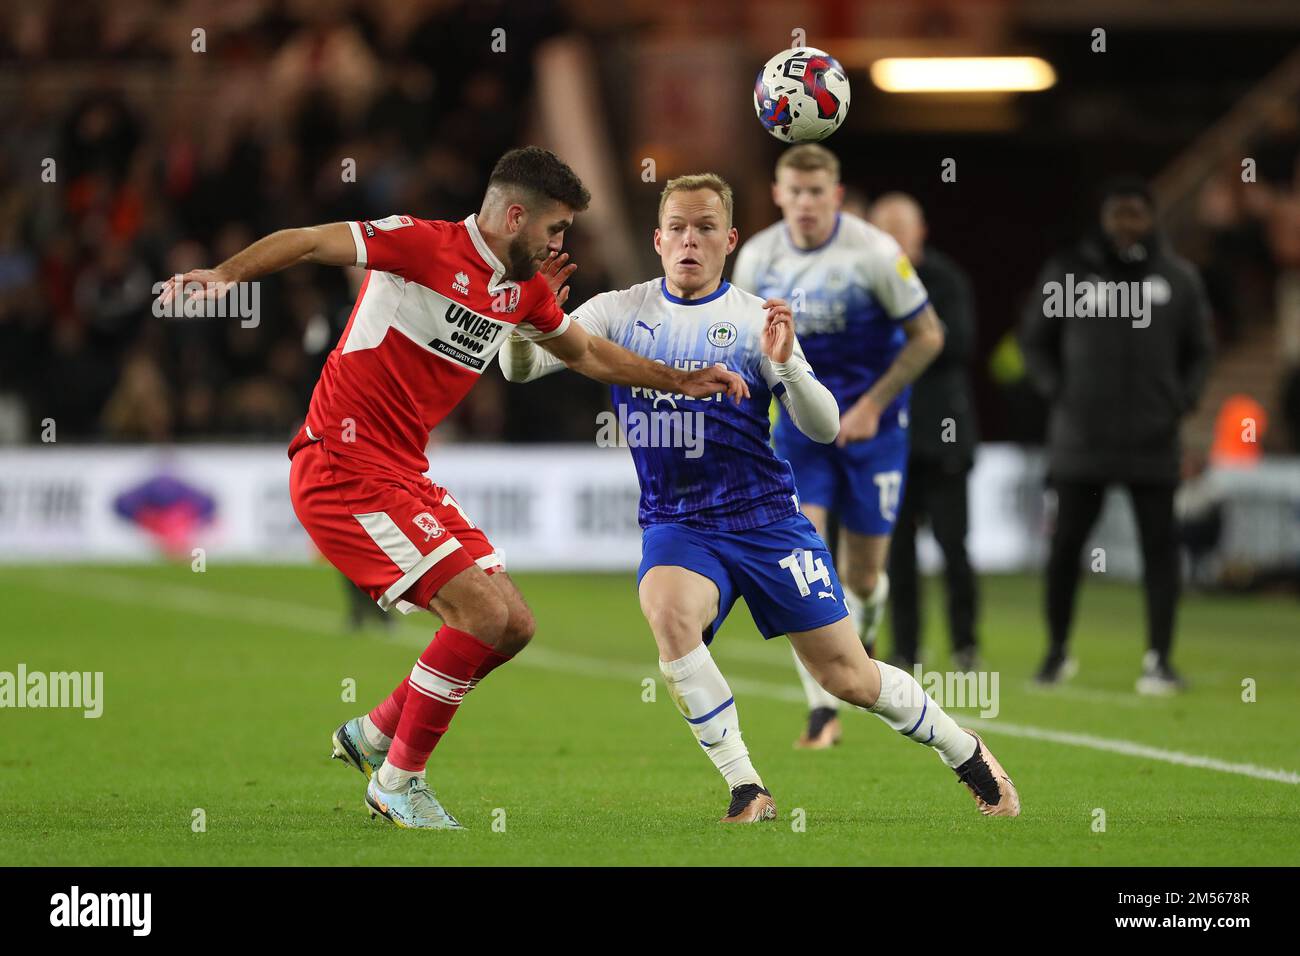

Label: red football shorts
[289,440,503,614]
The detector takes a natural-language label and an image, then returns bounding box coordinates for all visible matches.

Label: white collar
[463,214,515,294]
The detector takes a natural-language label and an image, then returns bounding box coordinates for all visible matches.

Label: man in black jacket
[1021,178,1213,694]
[869,193,981,671]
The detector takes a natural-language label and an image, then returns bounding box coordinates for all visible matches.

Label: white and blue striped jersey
[565,277,815,531]
[732,212,929,437]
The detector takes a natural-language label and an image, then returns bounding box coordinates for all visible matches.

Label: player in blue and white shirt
[732,144,946,749]
[501,174,1019,822]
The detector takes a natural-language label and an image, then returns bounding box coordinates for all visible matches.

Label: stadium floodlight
[869,57,1057,93]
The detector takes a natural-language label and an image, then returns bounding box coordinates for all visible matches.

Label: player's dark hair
[488,146,591,212]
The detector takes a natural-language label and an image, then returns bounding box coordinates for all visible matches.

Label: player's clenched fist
[761,298,794,364]
[680,363,750,403]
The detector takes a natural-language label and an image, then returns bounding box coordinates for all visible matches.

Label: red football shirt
[288,214,570,474]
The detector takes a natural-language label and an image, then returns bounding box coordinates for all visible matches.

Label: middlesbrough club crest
[492,284,521,314]
[413,512,445,540]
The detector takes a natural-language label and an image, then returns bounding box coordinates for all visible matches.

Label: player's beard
[504,235,542,282]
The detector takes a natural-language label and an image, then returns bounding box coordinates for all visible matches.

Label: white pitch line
[971,721,1300,785]
[39,570,349,635]
[1021,683,1152,708]
[518,645,810,705]
[8,569,1298,786]
[48,573,1150,708]
[514,646,1300,784]
[711,641,797,666]
[718,642,1153,708]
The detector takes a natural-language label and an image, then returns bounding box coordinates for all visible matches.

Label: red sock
[369,645,514,739]
[368,674,408,740]
[385,625,496,773]
[471,647,512,684]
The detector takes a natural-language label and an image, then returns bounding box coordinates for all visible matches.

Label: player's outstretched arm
[155,223,358,308]
[540,322,751,402]
[761,299,839,444]
[838,303,945,446]
[498,330,568,383]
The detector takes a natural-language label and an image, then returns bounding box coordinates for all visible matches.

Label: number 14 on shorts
[779,549,832,598]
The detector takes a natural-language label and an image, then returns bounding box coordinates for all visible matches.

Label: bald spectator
[869,193,981,671]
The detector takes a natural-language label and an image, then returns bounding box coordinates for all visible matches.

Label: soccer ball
[753,47,851,143]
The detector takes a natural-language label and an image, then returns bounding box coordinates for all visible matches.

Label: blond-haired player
[502,173,1019,822]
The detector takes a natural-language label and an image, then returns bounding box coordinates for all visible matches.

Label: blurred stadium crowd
[2,0,1300,452]
[0,0,610,446]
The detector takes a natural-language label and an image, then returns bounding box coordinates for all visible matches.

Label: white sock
[793,645,842,713]
[660,643,762,791]
[869,659,976,768]
[361,714,391,750]
[847,572,889,646]
[376,762,421,792]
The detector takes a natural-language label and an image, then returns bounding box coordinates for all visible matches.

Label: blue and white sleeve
[864,233,930,321]
[760,336,840,444]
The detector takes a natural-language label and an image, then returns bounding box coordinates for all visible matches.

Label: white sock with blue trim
[869,659,976,768]
[847,572,889,647]
[660,643,762,790]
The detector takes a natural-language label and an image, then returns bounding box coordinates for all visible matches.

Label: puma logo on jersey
[452,271,470,295]
[635,320,660,339]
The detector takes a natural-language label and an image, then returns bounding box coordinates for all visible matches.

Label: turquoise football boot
[365,775,465,830]
[330,716,386,780]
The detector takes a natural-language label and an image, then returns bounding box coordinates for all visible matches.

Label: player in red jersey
[157,147,748,828]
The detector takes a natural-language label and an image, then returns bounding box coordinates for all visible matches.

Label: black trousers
[1046,479,1179,658]
[889,455,978,663]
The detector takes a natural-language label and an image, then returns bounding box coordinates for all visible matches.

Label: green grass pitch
[0,563,1296,866]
